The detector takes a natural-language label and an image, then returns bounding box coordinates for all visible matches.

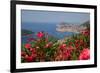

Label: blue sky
[21,10,90,24]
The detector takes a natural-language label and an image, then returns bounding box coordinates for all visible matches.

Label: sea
[21,22,76,43]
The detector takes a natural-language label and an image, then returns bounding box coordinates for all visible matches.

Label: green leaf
[26,48,31,55]
[21,44,26,51]
[30,41,36,47]
[72,50,78,60]
[21,57,25,63]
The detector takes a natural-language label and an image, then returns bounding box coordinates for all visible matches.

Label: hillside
[21,29,33,36]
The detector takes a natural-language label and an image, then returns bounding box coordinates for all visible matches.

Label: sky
[21,10,90,24]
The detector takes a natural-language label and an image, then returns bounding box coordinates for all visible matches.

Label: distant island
[21,29,34,36]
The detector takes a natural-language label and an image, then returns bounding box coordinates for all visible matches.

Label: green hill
[80,21,90,28]
[21,29,33,36]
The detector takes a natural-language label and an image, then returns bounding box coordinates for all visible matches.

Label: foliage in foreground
[21,28,90,63]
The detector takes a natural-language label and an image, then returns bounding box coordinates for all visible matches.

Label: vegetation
[21,29,34,36]
[21,22,90,63]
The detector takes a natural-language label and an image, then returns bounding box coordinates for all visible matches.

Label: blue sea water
[21,22,75,43]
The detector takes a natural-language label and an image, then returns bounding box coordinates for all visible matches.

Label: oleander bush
[21,27,90,63]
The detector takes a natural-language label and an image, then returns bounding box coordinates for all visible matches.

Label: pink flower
[37,32,44,38]
[59,44,67,50]
[25,43,31,49]
[66,46,74,51]
[44,42,52,48]
[81,30,90,36]
[21,51,26,57]
[75,40,79,44]
[63,46,74,59]
[25,55,34,62]
[63,50,70,59]
[29,48,36,53]
[25,54,36,62]
[79,48,90,60]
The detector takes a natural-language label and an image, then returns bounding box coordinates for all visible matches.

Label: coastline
[56,24,86,33]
